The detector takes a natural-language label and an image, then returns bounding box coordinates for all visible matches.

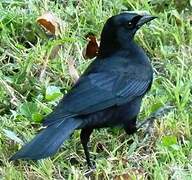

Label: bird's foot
[136,116,155,137]
[84,161,96,177]
[136,103,173,132]
[144,117,155,136]
[88,160,96,170]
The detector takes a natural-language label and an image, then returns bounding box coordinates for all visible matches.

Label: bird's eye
[126,21,134,29]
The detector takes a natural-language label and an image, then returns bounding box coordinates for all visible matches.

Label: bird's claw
[136,103,173,130]
[84,162,96,177]
[88,160,96,170]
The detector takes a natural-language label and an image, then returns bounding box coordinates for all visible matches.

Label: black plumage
[10,12,156,168]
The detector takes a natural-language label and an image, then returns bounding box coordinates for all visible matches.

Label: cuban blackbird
[10,12,156,168]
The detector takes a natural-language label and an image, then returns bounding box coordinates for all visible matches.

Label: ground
[0,0,192,179]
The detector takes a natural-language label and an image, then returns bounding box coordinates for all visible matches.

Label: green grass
[0,0,192,179]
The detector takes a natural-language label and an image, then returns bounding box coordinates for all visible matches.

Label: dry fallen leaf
[83,33,99,59]
[67,57,79,83]
[37,12,60,35]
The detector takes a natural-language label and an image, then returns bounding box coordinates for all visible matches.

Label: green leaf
[45,85,62,101]
[19,102,38,119]
[150,101,164,113]
[161,135,177,147]
[32,113,43,123]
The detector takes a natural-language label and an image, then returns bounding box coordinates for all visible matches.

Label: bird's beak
[136,15,157,28]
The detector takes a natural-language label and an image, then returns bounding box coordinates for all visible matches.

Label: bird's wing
[43,71,151,126]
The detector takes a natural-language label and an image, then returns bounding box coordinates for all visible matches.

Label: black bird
[10,12,156,168]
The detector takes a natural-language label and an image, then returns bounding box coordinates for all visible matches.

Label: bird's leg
[80,128,94,169]
[124,117,137,135]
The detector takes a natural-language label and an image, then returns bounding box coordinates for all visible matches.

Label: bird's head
[99,12,157,57]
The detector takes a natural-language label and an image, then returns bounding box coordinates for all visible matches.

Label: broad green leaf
[150,101,164,113]
[19,102,38,119]
[45,85,62,101]
[32,113,43,122]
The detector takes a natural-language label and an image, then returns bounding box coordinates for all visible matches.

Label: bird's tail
[10,118,82,161]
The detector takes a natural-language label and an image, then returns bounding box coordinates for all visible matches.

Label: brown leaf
[67,57,79,83]
[83,33,99,59]
[37,12,60,35]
